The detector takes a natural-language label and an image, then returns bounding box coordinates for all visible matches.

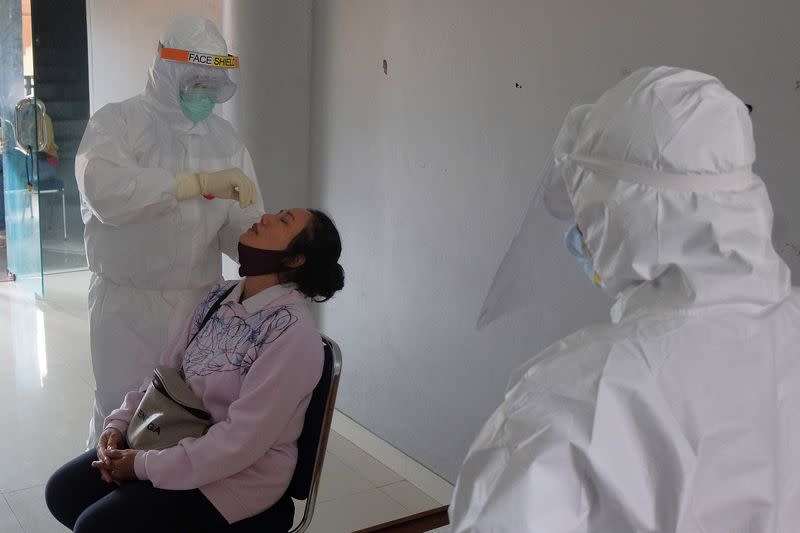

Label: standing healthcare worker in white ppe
[451,67,800,532]
[75,15,264,447]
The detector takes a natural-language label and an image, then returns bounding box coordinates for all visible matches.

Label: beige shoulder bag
[126,285,235,450]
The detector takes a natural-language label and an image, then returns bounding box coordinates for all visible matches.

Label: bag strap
[188,284,237,348]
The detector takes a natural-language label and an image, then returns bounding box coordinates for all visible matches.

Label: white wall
[86,0,222,113]
[218,0,311,276]
[221,0,312,213]
[310,0,800,481]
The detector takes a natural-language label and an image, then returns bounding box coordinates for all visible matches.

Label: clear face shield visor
[540,157,575,222]
[476,105,592,329]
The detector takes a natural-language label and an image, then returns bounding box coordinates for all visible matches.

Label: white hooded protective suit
[451,67,800,532]
[75,16,264,446]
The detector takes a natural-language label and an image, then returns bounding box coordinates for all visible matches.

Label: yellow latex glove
[175,168,257,208]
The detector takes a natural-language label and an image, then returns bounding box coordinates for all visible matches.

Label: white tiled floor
[0,271,439,532]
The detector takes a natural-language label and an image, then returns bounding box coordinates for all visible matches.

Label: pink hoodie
[104,280,323,523]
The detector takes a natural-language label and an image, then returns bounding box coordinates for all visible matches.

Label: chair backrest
[288,335,342,532]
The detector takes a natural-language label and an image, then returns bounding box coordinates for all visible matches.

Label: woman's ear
[286,255,306,269]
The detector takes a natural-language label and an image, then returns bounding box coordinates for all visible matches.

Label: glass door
[1,0,44,296]
[31,0,91,277]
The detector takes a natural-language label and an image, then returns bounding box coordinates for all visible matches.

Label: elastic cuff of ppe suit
[175,172,202,201]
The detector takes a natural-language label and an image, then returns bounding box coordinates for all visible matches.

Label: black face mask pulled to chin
[237,242,289,277]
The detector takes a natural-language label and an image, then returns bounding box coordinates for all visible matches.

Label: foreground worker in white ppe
[451,66,800,532]
[75,15,264,447]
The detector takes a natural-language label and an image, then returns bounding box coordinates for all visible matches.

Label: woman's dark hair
[279,209,345,302]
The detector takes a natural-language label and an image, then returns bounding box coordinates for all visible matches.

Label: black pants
[45,450,294,533]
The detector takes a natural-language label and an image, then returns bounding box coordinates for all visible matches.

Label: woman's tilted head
[279,209,344,302]
[239,209,344,301]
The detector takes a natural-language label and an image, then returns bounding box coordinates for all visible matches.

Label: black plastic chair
[287,334,342,533]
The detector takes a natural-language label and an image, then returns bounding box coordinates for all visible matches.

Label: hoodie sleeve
[76,103,181,226]
[102,385,148,437]
[134,322,323,488]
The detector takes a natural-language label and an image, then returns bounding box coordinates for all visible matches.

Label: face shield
[476,105,591,329]
[159,45,240,103]
[540,157,574,222]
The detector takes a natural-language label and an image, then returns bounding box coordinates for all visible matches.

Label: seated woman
[45,208,344,533]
